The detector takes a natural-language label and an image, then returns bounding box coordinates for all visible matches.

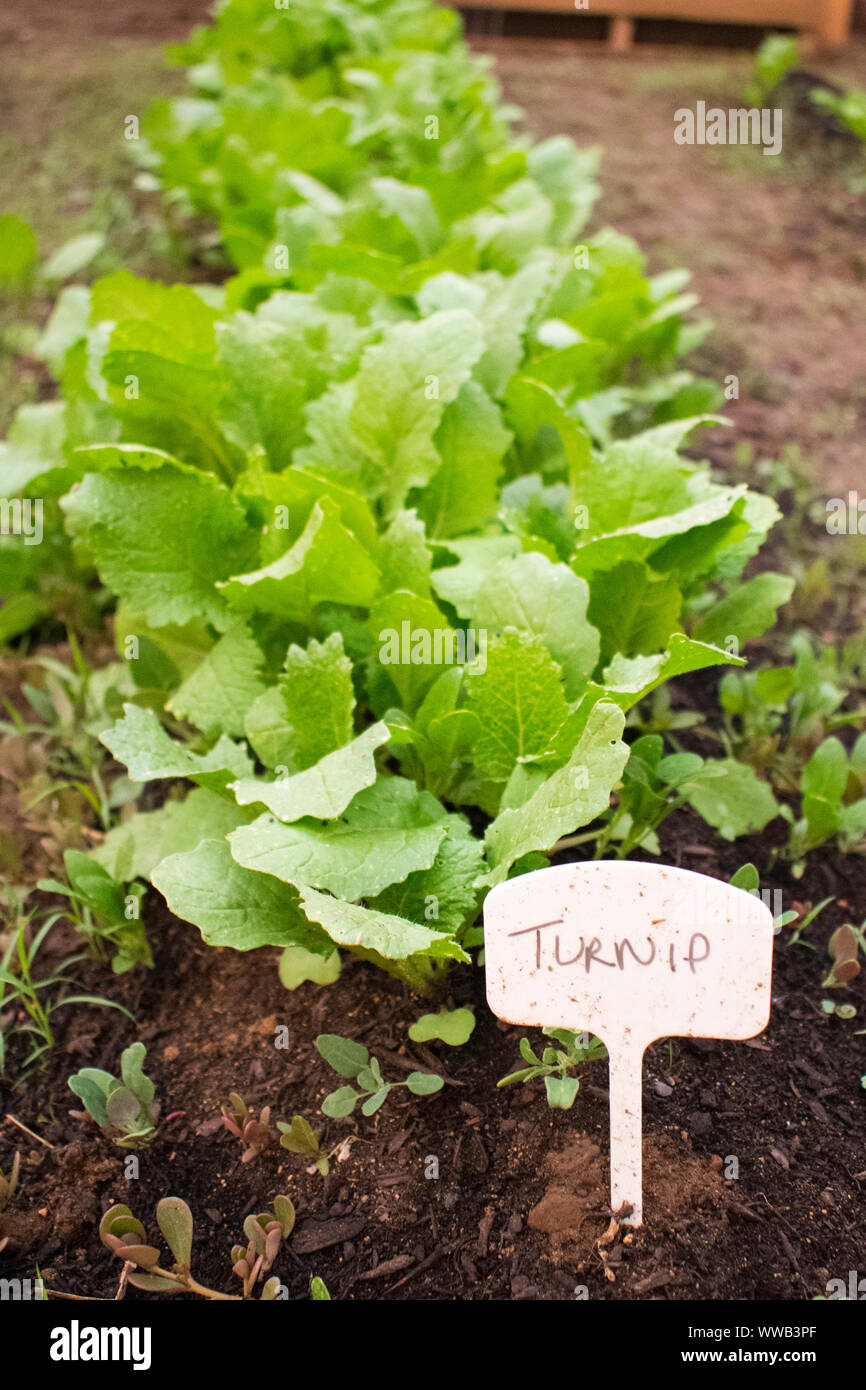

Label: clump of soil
[528,1133,726,1267]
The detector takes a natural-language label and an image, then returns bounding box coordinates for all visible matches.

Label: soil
[1,1,865,1304]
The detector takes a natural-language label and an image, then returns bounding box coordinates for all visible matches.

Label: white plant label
[484,861,774,1226]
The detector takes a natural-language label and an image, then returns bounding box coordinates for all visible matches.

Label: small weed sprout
[68,1042,160,1147]
[498,1029,607,1110]
[277,1115,331,1175]
[316,1034,443,1117]
[221,1092,273,1163]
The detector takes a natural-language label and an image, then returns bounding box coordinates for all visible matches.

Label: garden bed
[1,0,865,1313]
[2,807,864,1301]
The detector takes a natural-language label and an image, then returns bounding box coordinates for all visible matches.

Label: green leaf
[63,849,125,923]
[685,759,780,840]
[483,700,628,885]
[473,551,599,701]
[361,1087,391,1116]
[692,573,795,647]
[91,788,253,884]
[228,778,447,900]
[418,382,511,538]
[588,561,682,663]
[378,510,432,600]
[100,704,253,793]
[61,467,256,630]
[298,885,470,967]
[43,232,106,282]
[231,722,390,821]
[151,838,331,952]
[406,1071,445,1096]
[316,1034,369,1078]
[369,588,462,714]
[369,815,484,935]
[156,1198,193,1268]
[464,631,571,782]
[409,1009,475,1046]
[0,216,36,285]
[277,1115,320,1155]
[219,499,380,620]
[730,863,760,894]
[545,1075,580,1109]
[120,1043,155,1109]
[255,632,356,775]
[278,945,341,990]
[167,622,267,739]
[349,309,485,513]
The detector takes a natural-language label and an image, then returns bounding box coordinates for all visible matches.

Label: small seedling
[277,1115,330,1175]
[498,1029,608,1110]
[230,1197,295,1299]
[68,1042,160,1147]
[316,1034,443,1117]
[99,1194,294,1300]
[221,1092,273,1163]
[821,999,857,1021]
[310,1275,331,1300]
[822,923,862,988]
[729,864,833,946]
[0,903,131,1075]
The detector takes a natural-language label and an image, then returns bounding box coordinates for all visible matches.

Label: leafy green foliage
[4,0,794,994]
[316,1032,443,1116]
[68,1042,160,1147]
[498,1029,607,1110]
[781,735,866,876]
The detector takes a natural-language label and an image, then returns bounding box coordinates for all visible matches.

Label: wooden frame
[457,1,854,49]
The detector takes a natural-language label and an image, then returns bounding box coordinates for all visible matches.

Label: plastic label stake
[484,861,774,1226]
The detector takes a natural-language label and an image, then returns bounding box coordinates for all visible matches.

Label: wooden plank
[609,15,635,49]
[457,0,853,45]
[459,0,824,26]
[820,0,854,45]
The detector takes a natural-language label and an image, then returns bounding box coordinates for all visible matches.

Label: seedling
[68,1042,160,1147]
[277,1115,330,1176]
[0,903,131,1075]
[230,1197,295,1299]
[821,999,857,1021]
[498,1029,607,1110]
[729,863,833,947]
[310,1276,331,1301]
[315,1034,443,1117]
[38,850,151,975]
[221,1093,273,1163]
[99,1194,295,1300]
[822,923,863,989]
